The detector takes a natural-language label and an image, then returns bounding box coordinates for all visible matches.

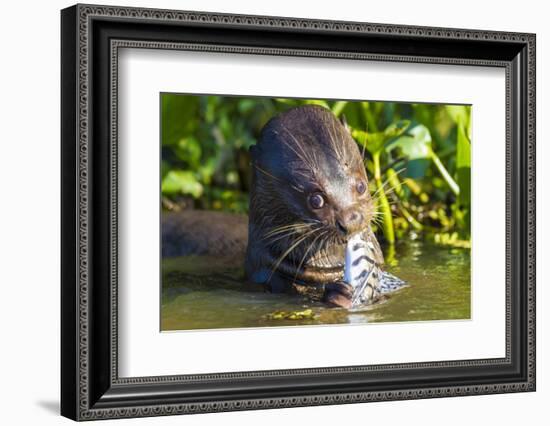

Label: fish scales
[344,233,406,307]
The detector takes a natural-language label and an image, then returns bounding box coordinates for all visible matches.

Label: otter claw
[323,281,353,308]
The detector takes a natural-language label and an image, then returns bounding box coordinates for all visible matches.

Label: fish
[344,233,406,307]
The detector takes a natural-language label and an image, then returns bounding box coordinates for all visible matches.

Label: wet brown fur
[245,105,383,304]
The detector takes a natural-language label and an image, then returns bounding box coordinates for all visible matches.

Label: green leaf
[160,160,171,179]
[385,124,432,178]
[161,94,199,146]
[174,137,201,167]
[446,105,469,124]
[446,105,471,135]
[384,120,411,139]
[339,102,363,130]
[351,129,385,155]
[456,123,471,205]
[331,101,348,117]
[161,170,203,198]
[274,98,299,106]
[456,124,471,169]
[237,99,257,114]
[385,124,432,160]
[304,99,330,109]
[197,157,217,185]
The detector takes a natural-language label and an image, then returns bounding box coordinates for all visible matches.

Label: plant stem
[399,202,424,231]
[431,150,460,196]
[373,152,395,244]
[403,178,429,203]
[331,101,347,117]
[386,168,405,199]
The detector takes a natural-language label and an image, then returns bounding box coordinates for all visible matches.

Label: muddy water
[161,239,470,331]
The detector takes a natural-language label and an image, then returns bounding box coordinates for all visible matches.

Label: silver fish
[344,233,406,307]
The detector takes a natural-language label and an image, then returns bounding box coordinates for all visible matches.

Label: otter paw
[323,282,353,309]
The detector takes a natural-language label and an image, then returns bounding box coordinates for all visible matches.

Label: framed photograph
[61,3,536,421]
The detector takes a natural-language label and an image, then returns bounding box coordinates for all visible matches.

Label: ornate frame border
[61,3,536,421]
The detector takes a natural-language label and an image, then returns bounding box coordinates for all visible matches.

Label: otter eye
[356,180,366,195]
[308,193,325,209]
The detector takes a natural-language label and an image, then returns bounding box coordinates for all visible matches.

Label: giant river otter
[162,105,404,308]
[245,105,389,308]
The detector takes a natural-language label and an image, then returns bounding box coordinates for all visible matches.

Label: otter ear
[340,114,351,134]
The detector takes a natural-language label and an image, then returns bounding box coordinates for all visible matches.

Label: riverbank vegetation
[161,94,471,249]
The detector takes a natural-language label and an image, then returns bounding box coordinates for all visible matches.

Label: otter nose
[336,209,364,237]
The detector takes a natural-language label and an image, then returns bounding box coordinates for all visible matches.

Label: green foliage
[161,170,203,198]
[456,119,471,206]
[161,94,471,245]
[386,123,432,177]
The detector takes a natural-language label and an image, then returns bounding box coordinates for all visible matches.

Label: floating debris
[434,232,471,249]
[265,309,315,320]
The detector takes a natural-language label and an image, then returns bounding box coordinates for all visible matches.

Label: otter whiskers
[262,223,312,239]
[261,220,321,243]
[268,227,323,281]
[292,229,329,283]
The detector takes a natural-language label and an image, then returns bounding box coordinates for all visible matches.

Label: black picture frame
[61,3,536,421]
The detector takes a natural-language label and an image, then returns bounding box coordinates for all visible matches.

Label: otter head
[249,105,375,249]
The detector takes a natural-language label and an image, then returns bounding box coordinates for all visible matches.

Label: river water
[161,238,470,331]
